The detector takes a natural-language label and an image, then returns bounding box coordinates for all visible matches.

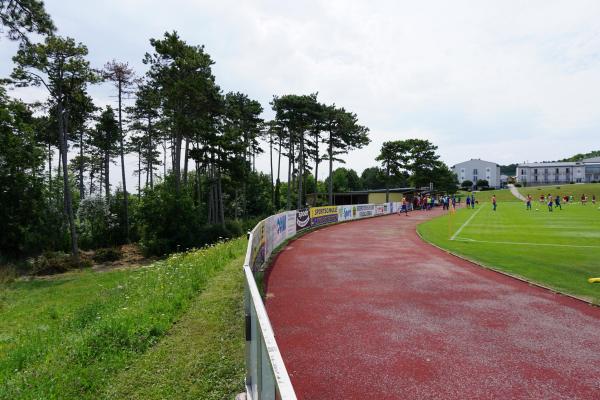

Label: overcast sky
[2,0,600,188]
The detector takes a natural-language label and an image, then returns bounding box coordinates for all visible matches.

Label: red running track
[265,210,600,399]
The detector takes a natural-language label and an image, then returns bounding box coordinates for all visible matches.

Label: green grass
[458,188,519,202]
[104,255,245,399]
[0,238,246,400]
[518,182,600,202]
[418,202,600,303]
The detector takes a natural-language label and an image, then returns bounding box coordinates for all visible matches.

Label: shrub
[93,247,122,263]
[514,183,522,187]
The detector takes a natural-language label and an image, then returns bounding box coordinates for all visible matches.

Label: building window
[534,169,538,174]
[555,175,559,182]
[544,168,548,174]
[566,168,570,173]
[486,167,490,172]
[521,169,525,175]
[461,168,465,173]
[555,168,559,174]
[473,168,478,175]
[534,176,538,182]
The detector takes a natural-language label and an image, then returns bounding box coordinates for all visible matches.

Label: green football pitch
[418,201,600,303]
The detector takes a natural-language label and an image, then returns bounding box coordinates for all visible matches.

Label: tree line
[0,1,456,268]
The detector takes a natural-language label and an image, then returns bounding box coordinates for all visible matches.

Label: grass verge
[104,255,245,399]
[0,238,246,400]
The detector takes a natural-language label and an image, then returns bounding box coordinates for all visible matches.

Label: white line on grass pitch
[450,206,483,241]
[454,237,600,249]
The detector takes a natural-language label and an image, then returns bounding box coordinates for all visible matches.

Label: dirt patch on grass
[92,244,158,273]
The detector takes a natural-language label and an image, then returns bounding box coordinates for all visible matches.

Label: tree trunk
[118,79,130,242]
[173,133,182,193]
[386,161,390,202]
[297,133,304,210]
[269,132,274,206]
[105,151,110,200]
[328,130,334,205]
[48,142,52,183]
[287,139,293,210]
[137,143,141,200]
[57,100,79,262]
[218,173,225,227]
[162,139,167,178]
[183,138,189,185]
[276,136,282,209]
[79,130,84,199]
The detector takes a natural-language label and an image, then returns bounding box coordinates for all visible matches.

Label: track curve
[265,210,600,399]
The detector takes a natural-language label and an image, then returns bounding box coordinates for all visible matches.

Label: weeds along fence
[243,202,405,399]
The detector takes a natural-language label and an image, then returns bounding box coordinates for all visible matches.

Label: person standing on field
[555,195,561,210]
[471,194,475,209]
[492,195,497,211]
[466,195,471,209]
[526,194,532,210]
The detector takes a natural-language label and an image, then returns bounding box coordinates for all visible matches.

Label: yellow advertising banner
[309,206,338,218]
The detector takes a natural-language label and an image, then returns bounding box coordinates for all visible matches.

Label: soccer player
[471,194,475,209]
[555,195,561,210]
[593,194,597,205]
[398,196,408,216]
[581,194,587,205]
[526,194,532,210]
[466,195,471,209]
[492,195,497,211]
[548,197,553,212]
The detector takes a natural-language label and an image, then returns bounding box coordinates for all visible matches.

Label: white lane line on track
[454,237,600,249]
[450,206,483,241]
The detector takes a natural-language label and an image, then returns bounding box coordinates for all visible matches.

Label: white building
[516,157,600,185]
[452,159,501,189]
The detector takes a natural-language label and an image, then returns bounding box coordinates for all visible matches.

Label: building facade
[516,158,600,185]
[452,159,501,189]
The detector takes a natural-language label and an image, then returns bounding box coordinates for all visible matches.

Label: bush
[93,247,122,263]
[514,183,522,187]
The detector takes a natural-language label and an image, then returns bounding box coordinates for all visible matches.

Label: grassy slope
[0,238,246,400]
[458,188,519,202]
[104,255,245,400]
[418,202,600,303]
[517,182,600,201]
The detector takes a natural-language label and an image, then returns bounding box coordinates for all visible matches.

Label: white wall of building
[452,159,501,188]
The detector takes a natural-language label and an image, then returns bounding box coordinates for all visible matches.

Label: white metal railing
[242,202,406,399]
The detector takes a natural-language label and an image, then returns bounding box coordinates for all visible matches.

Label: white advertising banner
[285,211,296,239]
[337,205,355,222]
[266,212,289,258]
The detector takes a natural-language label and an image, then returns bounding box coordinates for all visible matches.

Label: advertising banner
[337,205,356,222]
[250,221,266,272]
[286,211,296,239]
[266,212,288,257]
[296,208,311,232]
[310,206,339,226]
[356,204,375,218]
